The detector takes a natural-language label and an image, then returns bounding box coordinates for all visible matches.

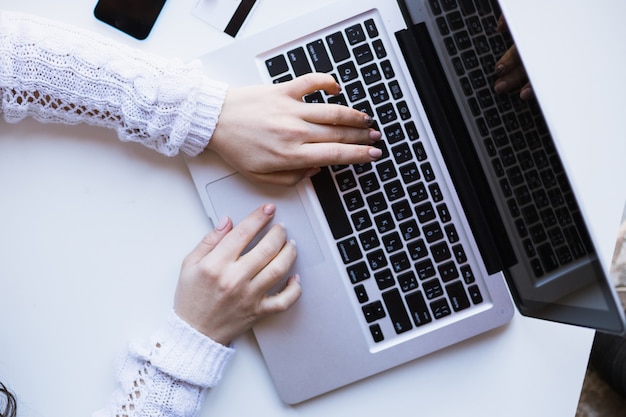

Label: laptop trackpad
[205,173,324,269]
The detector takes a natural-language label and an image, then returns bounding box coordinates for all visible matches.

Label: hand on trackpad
[205,173,324,269]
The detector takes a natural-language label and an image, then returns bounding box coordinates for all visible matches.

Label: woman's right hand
[173,204,301,346]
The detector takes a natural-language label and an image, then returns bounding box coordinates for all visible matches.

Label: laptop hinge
[395,23,517,274]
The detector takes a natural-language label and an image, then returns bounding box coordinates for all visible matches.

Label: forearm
[0,11,227,156]
[94,310,234,417]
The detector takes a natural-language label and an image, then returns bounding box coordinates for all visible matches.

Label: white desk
[0,1,623,416]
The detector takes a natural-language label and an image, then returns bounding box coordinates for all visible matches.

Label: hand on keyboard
[208,73,383,185]
[493,16,533,100]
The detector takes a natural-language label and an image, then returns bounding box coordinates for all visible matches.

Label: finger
[495,44,522,76]
[183,216,233,266]
[240,223,292,277]
[494,65,528,95]
[207,204,276,262]
[250,235,297,292]
[258,274,303,315]
[302,122,381,145]
[300,102,376,129]
[295,142,383,167]
[282,73,341,98]
[519,82,534,100]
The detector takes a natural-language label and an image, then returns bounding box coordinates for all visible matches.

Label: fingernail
[263,204,276,215]
[494,80,507,94]
[364,115,375,127]
[289,239,297,247]
[495,64,506,75]
[369,147,383,159]
[293,274,301,284]
[369,130,382,141]
[215,216,229,231]
[520,86,533,101]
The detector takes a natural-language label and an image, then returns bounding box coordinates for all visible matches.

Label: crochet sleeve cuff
[130,310,236,388]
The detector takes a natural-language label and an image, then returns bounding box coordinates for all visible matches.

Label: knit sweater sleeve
[93,310,235,417]
[0,10,227,157]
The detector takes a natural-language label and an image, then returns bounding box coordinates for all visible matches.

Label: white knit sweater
[0,10,227,156]
[0,10,235,417]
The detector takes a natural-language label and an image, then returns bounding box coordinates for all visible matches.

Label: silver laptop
[186,0,626,404]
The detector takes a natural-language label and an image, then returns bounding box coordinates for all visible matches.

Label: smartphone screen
[94,0,167,40]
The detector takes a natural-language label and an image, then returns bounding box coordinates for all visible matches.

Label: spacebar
[310,167,353,239]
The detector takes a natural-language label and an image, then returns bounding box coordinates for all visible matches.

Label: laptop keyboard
[426,0,593,278]
[263,13,485,344]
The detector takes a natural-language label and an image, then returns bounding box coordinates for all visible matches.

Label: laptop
[186,0,626,404]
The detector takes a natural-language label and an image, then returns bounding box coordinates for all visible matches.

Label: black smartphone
[94,0,167,40]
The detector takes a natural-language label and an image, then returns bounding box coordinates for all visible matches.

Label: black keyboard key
[346,24,366,45]
[361,63,382,85]
[347,261,370,284]
[468,284,484,304]
[304,91,324,103]
[381,60,395,79]
[390,251,411,273]
[376,160,398,181]
[364,19,379,38]
[311,167,352,239]
[337,61,358,83]
[407,238,428,261]
[438,260,460,282]
[352,209,373,231]
[326,32,350,63]
[370,323,384,342]
[382,231,403,253]
[400,163,421,184]
[362,300,386,323]
[366,192,388,214]
[431,298,452,319]
[377,103,397,124]
[354,44,374,65]
[372,39,386,59]
[383,180,405,201]
[416,259,436,280]
[537,243,559,273]
[336,170,357,191]
[383,289,413,334]
[307,40,333,73]
[337,237,362,264]
[446,280,471,311]
[354,284,369,303]
[265,55,289,77]
[359,229,380,251]
[392,143,413,164]
[287,47,311,76]
[399,219,421,241]
[406,291,432,326]
[367,249,388,271]
[344,190,364,211]
[375,268,395,290]
[408,182,428,203]
[415,202,436,223]
[398,271,419,292]
[345,80,367,102]
[359,172,380,194]
[391,199,413,222]
[423,278,444,300]
[458,0,476,14]
[375,212,395,233]
[431,241,452,263]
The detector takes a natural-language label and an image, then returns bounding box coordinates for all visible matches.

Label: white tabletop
[0,0,622,416]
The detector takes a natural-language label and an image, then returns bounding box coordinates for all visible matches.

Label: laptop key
[406,291,432,326]
[326,32,350,62]
[287,47,312,77]
[446,280,471,311]
[382,289,413,334]
[307,39,333,73]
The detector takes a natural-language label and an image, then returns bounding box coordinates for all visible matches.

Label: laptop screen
[398,0,625,334]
